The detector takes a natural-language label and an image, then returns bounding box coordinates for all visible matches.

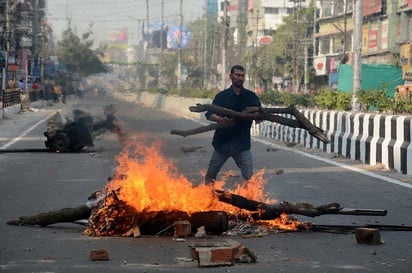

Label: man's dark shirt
[206,86,261,155]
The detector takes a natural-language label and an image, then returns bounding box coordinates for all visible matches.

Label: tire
[51,133,71,152]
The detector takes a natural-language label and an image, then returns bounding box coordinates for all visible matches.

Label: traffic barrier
[254,110,412,175]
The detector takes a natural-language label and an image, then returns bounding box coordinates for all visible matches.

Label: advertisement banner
[381,19,388,51]
[167,26,192,49]
[362,24,369,54]
[400,43,412,80]
[363,0,382,16]
[314,56,327,76]
[368,22,378,52]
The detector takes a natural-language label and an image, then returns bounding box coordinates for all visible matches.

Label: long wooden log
[171,104,330,143]
[214,190,387,220]
[7,191,386,235]
[7,205,92,227]
[170,118,238,137]
[7,205,228,236]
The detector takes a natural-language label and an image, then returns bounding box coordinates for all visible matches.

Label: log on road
[7,203,228,236]
[214,190,387,220]
[7,191,386,234]
[6,205,92,227]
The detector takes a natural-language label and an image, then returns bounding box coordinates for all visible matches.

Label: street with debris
[1,90,412,273]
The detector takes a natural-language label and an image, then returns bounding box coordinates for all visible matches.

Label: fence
[1,88,46,117]
[1,88,21,107]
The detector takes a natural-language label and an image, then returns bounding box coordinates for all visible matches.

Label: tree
[242,2,315,93]
[57,26,107,77]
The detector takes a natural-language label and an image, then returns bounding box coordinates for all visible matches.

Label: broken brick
[89,249,110,261]
[190,240,245,267]
[174,220,191,238]
[355,228,382,245]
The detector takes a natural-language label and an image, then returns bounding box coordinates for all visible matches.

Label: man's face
[230,69,245,88]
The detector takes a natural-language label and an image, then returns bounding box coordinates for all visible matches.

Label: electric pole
[177,0,183,90]
[158,0,164,89]
[203,0,208,88]
[221,0,228,89]
[352,0,363,111]
[145,0,149,92]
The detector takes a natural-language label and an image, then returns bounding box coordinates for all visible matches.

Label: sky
[46,0,206,46]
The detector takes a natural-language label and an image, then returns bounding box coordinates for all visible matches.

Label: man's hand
[217,116,231,126]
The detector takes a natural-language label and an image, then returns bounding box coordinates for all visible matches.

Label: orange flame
[105,134,274,214]
[258,213,306,231]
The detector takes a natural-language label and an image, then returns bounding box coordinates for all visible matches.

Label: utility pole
[145,0,149,92]
[352,0,363,111]
[203,0,208,89]
[291,0,302,93]
[253,8,260,91]
[221,0,228,89]
[158,0,164,89]
[1,0,10,119]
[177,0,183,90]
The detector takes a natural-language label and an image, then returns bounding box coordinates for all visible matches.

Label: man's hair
[230,65,245,74]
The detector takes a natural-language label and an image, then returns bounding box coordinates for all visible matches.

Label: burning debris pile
[8,135,387,239]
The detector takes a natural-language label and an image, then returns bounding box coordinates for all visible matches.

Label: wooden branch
[170,118,238,137]
[7,205,92,227]
[214,190,386,220]
[172,104,330,143]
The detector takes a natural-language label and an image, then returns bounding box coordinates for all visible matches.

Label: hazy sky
[46,0,206,46]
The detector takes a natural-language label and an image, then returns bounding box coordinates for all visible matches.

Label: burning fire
[106,134,274,214]
[86,134,303,236]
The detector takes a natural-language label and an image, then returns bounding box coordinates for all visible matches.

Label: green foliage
[314,88,339,110]
[393,96,412,114]
[357,83,392,112]
[314,88,351,110]
[150,86,411,114]
[258,91,282,105]
[335,92,352,111]
[258,91,315,108]
[57,27,107,77]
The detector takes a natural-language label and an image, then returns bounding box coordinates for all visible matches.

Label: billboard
[314,56,327,76]
[363,0,382,16]
[106,27,128,49]
[368,22,378,52]
[144,22,192,49]
[400,43,412,80]
[167,26,192,49]
[381,19,388,51]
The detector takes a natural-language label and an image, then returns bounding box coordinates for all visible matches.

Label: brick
[89,249,110,261]
[174,220,191,238]
[355,228,382,245]
[190,240,244,267]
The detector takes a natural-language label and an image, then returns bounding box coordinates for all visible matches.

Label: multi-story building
[246,0,309,48]
[313,0,412,90]
[398,0,412,85]
[216,0,310,48]
[1,0,46,86]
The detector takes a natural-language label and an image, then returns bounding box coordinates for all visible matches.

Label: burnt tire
[51,133,70,152]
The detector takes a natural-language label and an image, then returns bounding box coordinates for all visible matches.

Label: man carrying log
[204,65,262,186]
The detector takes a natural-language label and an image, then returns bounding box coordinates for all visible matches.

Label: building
[1,0,47,86]
[216,0,310,48]
[313,0,412,90]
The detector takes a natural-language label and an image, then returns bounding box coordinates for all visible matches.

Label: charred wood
[7,205,92,227]
[214,190,386,219]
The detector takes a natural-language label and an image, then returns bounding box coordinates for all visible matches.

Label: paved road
[0,93,411,273]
